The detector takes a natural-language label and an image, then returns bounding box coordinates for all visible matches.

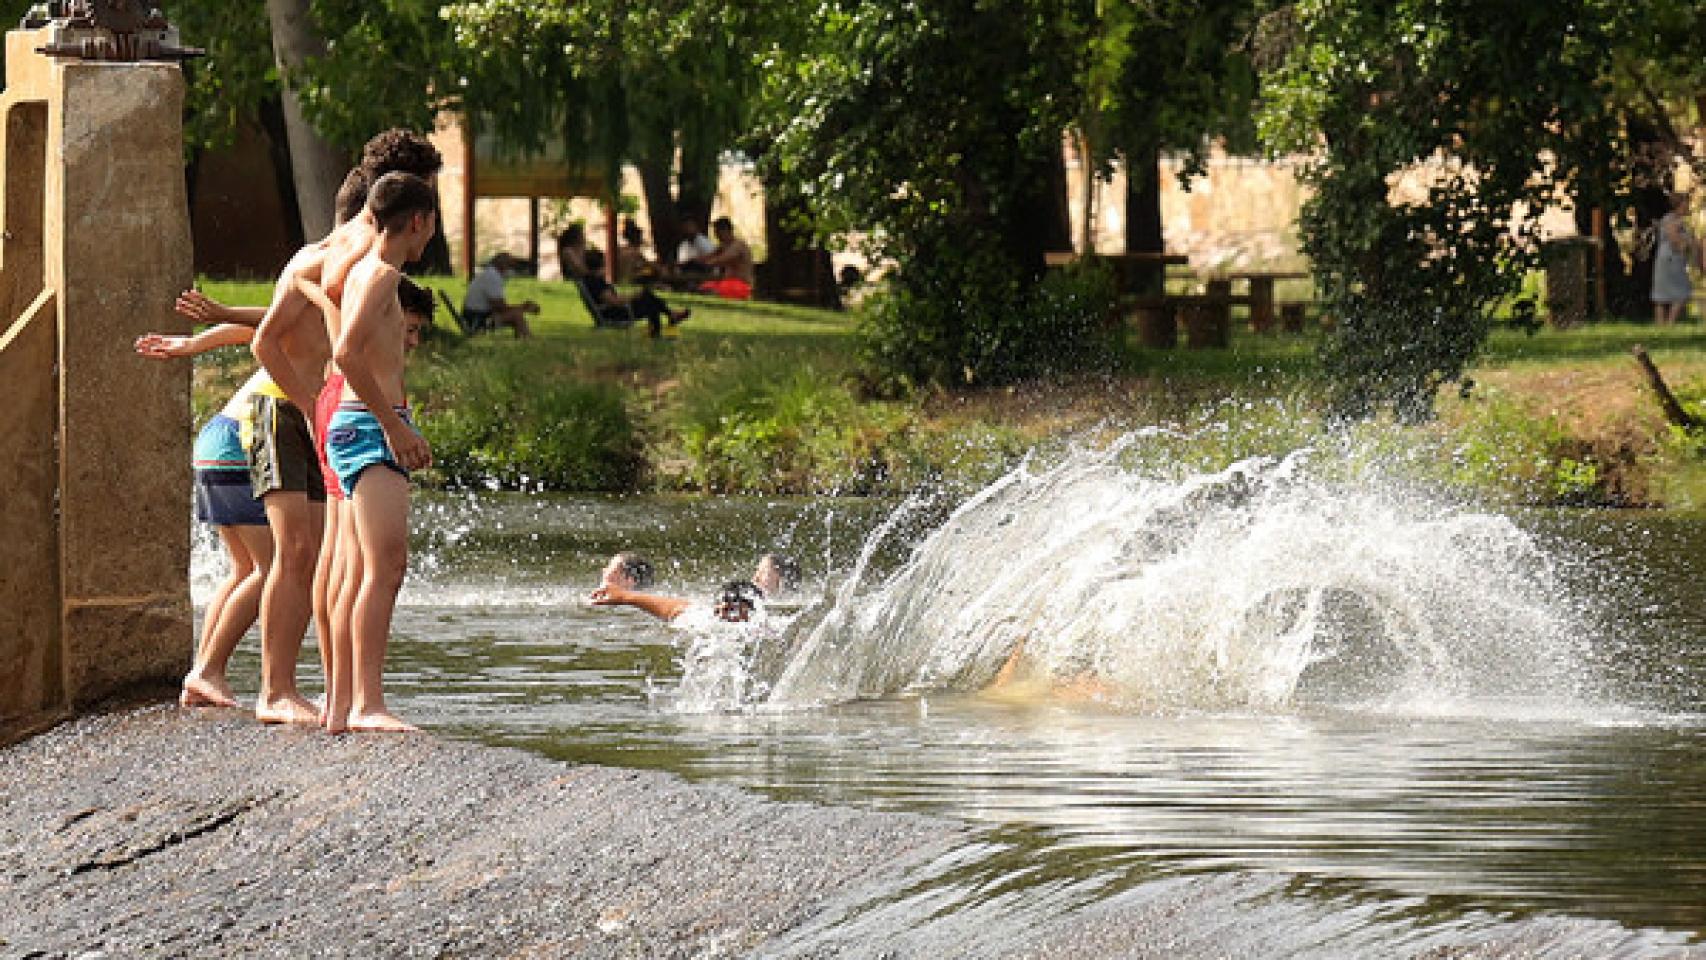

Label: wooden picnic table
[1045,251,1193,294]
[1206,270,1311,332]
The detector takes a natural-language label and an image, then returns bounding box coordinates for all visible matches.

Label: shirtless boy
[250,130,441,726]
[324,171,437,733]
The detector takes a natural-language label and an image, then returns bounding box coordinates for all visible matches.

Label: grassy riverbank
[189,277,1706,506]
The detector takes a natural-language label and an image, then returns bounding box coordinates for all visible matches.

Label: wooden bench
[1128,294,1233,349]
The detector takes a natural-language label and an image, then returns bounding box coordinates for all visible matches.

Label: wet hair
[611,552,654,589]
[368,172,436,235]
[715,580,763,617]
[360,128,443,181]
[396,276,434,322]
[760,553,802,591]
[712,216,733,233]
[585,249,606,272]
[333,168,369,225]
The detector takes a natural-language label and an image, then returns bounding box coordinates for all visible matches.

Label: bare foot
[179,674,238,709]
[255,693,321,726]
[347,710,419,734]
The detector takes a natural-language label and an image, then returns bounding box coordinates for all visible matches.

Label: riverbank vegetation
[192,278,1706,507]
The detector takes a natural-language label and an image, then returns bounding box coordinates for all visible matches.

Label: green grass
[192,275,1706,504]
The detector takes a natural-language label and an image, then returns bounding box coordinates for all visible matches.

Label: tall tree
[1261,1,1625,419]
[443,0,764,263]
[759,0,1099,386]
[1077,0,1261,287]
[263,0,349,240]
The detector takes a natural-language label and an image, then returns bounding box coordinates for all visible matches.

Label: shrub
[413,347,641,491]
[859,251,1120,391]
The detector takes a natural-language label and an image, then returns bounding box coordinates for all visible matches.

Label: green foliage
[667,355,912,493]
[1258,1,1706,420]
[292,0,460,149]
[412,346,643,491]
[442,0,771,199]
[760,0,1105,387]
[859,254,1120,389]
[1083,0,1261,176]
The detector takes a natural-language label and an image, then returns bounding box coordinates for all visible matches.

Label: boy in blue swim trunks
[324,171,437,734]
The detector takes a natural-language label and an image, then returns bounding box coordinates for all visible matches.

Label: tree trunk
[676,125,719,233]
[263,0,347,242]
[637,157,680,265]
[1124,144,1165,295]
[255,95,306,251]
[761,191,840,310]
[1042,143,1073,255]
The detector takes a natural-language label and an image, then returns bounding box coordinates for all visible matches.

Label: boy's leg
[182,526,257,707]
[325,504,364,734]
[347,467,416,732]
[183,524,273,706]
[256,491,324,724]
[311,501,340,709]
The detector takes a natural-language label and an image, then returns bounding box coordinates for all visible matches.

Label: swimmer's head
[713,580,762,623]
[602,552,655,590]
[752,553,801,597]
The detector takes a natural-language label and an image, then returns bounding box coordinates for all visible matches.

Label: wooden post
[1633,346,1700,429]
[604,194,619,282]
[527,196,539,273]
[1592,207,1608,318]
[461,117,477,279]
[1248,276,1277,333]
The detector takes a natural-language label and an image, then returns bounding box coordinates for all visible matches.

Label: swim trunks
[193,414,267,526]
[326,400,414,498]
[247,382,327,502]
[314,372,346,501]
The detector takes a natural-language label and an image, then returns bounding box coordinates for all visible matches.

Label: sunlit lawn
[197,274,1706,387]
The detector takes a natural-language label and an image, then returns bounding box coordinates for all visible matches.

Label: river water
[201,447,1706,955]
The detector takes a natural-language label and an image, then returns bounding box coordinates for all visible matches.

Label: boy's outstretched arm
[177,289,266,327]
[135,322,252,359]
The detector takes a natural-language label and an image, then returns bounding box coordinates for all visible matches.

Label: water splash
[716,434,1590,716]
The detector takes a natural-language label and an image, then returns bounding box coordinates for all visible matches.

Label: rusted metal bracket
[25,0,204,62]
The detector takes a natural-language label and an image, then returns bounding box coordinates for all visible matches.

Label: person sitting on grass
[692,217,755,301]
[582,249,690,338]
[463,252,538,338]
[556,223,592,282]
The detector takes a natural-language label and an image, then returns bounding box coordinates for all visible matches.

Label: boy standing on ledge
[325,172,436,733]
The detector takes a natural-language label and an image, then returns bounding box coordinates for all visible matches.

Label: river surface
[202,486,1706,955]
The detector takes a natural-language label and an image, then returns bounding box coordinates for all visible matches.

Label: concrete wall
[0,31,194,733]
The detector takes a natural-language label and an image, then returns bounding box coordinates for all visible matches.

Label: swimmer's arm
[134,322,252,359]
[252,258,322,414]
[588,585,691,622]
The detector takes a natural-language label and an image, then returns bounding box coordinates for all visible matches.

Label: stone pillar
[0,29,194,735]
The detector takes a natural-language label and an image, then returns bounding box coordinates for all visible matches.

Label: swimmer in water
[589,553,798,623]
